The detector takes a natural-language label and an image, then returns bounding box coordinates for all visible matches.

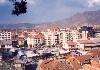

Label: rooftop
[77,40,95,44]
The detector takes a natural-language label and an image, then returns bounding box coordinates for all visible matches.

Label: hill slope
[61,10,100,27]
[0,10,100,29]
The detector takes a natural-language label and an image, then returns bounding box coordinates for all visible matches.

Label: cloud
[87,0,100,7]
[27,0,36,5]
[0,0,6,4]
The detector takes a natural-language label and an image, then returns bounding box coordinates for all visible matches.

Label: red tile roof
[75,54,92,64]
[34,33,45,39]
[91,60,100,68]
[40,59,73,70]
[88,49,100,58]
[40,60,59,70]
[66,56,81,70]
[18,34,25,38]
[50,27,61,32]
[82,64,100,70]
[28,35,34,38]
[18,32,28,39]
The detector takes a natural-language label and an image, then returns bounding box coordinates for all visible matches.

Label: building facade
[0,31,11,40]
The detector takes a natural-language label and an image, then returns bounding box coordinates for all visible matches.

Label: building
[95,31,100,38]
[0,40,12,48]
[0,30,11,40]
[63,41,78,49]
[43,28,60,46]
[34,32,45,46]
[81,60,100,70]
[79,26,95,39]
[26,31,45,47]
[66,49,100,70]
[18,32,27,47]
[66,56,81,70]
[27,36,35,47]
[61,29,82,49]
[26,31,37,47]
[76,39,96,50]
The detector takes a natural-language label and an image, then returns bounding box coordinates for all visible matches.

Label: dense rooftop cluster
[0,26,99,70]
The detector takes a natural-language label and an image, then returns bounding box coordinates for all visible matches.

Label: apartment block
[0,31,11,40]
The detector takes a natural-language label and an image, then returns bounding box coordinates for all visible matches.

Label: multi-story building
[26,31,36,47]
[43,28,60,46]
[0,30,11,40]
[3,26,97,50]
[26,30,45,47]
[43,28,82,48]
[71,30,82,41]
[79,26,95,39]
[60,29,82,49]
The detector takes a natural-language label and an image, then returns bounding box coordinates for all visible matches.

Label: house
[66,54,94,70]
[77,39,96,50]
[63,41,77,49]
[66,56,81,70]
[91,60,100,68]
[18,32,26,47]
[26,32,45,47]
[26,35,35,47]
[90,38,100,48]
[88,49,100,58]
[34,32,45,45]
[81,60,100,70]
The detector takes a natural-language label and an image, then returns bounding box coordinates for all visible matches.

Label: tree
[9,0,27,16]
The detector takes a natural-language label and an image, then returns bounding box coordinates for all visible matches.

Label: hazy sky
[0,0,100,24]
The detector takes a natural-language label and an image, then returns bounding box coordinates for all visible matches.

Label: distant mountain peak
[0,10,100,29]
[59,10,100,27]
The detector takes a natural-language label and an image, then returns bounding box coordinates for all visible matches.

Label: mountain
[33,10,100,29]
[0,10,100,29]
[58,10,100,27]
[0,23,35,29]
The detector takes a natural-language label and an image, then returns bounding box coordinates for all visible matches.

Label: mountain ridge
[0,10,100,29]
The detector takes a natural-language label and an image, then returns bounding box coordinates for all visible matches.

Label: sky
[0,0,100,24]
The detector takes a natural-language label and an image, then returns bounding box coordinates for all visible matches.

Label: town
[0,25,99,70]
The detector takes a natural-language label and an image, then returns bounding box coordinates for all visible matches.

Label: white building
[43,31,54,46]
[0,31,11,40]
[81,30,88,39]
[26,32,45,47]
[26,36,36,47]
[71,30,82,41]
[43,28,82,47]
[26,31,36,47]
[62,39,96,50]
[60,29,82,48]
[43,28,60,46]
